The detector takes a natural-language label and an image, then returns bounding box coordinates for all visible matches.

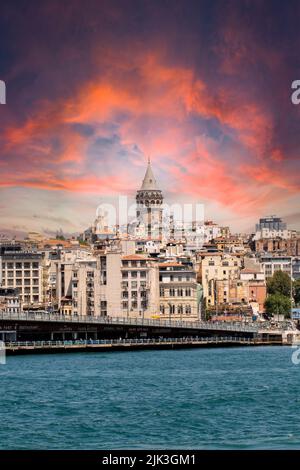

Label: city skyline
[0,0,300,236]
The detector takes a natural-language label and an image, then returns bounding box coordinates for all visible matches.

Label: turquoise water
[0,346,300,449]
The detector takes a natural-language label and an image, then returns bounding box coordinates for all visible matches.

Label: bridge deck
[0,311,259,333]
[3,336,282,355]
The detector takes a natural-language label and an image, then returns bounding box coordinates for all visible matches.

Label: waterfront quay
[0,311,297,347]
[4,336,283,355]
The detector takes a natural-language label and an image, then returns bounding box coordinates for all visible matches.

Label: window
[131,291,138,298]
[131,271,137,278]
[208,261,215,266]
[122,291,128,299]
[185,288,191,296]
[122,301,128,309]
[33,295,39,302]
[32,270,39,277]
[24,262,30,269]
[160,305,165,314]
[7,262,14,269]
[132,301,138,309]
[169,288,175,296]
[7,271,14,278]
[122,271,128,278]
[178,305,183,314]
[24,271,30,278]
[160,288,164,297]
[169,304,175,314]
[140,271,146,278]
[25,279,30,286]
[121,281,128,288]
[32,262,39,269]
[131,281,137,288]
[73,282,78,288]
[185,305,191,314]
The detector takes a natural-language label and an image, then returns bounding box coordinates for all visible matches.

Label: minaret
[136,158,164,239]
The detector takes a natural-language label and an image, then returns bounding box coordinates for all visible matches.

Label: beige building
[159,262,198,321]
[200,252,243,307]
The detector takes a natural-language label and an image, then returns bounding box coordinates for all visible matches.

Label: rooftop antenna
[148,155,151,164]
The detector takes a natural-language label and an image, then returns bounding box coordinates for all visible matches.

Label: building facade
[159,263,199,320]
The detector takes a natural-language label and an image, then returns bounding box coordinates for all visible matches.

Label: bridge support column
[72,332,78,340]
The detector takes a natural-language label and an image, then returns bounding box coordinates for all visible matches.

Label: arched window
[160,305,165,314]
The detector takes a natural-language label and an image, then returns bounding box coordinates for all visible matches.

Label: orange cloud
[1,49,297,216]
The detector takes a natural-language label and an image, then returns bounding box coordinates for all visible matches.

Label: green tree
[293,279,300,306]
[267,270,291,297]
[264,293,292,319]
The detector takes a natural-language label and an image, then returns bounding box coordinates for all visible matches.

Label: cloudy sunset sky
[0,0,299,237]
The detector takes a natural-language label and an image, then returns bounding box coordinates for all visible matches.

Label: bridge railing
[5,336,258,348]
[0,310,259,333]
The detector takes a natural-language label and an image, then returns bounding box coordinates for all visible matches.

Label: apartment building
[120,254,159,319]
[0,287,21,313]
[259,255,292,279]
[199,252,243,307]
[159,262,198,321]
[0,245,43,308]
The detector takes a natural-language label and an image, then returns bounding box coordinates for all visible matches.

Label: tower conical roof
[140,160,159,191]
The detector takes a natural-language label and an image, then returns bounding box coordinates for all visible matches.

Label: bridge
[3,336,283,355]
[0,310,287,344]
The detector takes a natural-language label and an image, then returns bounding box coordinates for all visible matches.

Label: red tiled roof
[122,254,148,260]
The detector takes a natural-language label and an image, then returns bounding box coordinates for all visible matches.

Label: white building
[260,255,292,279]
[120,254,159,319]
[0,246,43,308]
